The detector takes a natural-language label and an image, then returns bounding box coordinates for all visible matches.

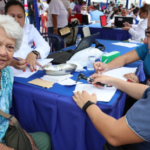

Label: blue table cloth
[78,23,132,41]
[10,40,145,150]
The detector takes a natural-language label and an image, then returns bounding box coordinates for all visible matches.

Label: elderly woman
[5,1,50,72]
[80,5,91,23]
[0,15,51,150]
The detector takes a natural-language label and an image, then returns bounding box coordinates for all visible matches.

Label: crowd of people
[0,0,150,150]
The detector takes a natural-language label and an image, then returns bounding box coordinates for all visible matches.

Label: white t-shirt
[70,2,75,10]
[47,0,68,28]
[37,2,44,16]
[61,0,71,9]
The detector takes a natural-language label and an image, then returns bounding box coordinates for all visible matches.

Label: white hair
[0,15,23,51]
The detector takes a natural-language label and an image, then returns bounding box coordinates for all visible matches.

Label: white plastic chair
[82,26,91,37]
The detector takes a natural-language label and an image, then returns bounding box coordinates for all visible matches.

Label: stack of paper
[41,74,73,83]
[112,42,138,48]
[103,67,137,81]
[11,59,53,78]
[74,84,116,102]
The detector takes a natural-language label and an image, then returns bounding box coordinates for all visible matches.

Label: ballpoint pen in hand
[13,57,30,67]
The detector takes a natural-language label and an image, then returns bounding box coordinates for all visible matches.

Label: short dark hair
[133,7,139,14]
[140,3,150,14]
[94,5,99,10]
[5,0,25,14]
[78,0,83,5]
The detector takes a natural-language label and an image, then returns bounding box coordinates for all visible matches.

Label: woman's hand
[122,27,130,31]
[123,22,132,27]
[23,130,39,150]
[90,74,114,88]
[25,52,42,72]
[11,57,27,71]
[93,62,109,74]
[73,91,97,109]
[123,73,139,83]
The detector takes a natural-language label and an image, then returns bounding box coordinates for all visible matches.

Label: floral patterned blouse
[0,66,13,144]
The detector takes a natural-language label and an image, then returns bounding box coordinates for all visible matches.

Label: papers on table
[41,74,73,83]
[112,42,138,48]
[74,84,117,102]
[58,79,82,86]
[103,67,137,81]
[11,59,53,78]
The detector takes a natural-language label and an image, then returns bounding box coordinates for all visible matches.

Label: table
[10,40,145,150]
[78,23,132,41]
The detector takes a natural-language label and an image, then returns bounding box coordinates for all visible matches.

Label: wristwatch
[32,50,39,58]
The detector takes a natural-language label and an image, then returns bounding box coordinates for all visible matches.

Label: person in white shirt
[69,0,76,10]
[122,4,149,43]
[37,0,44,24]
[47,0,68,51]
[5,1,50,72]
[61,0,72,17]
[80,5,91,23]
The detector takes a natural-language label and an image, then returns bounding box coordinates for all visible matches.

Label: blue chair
[41,33,65,53]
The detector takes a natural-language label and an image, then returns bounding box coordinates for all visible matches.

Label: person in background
[73,0,84,14]
[121,8,128,16]
[102,4,106,11]
[81,5,91,23]
[5,1,50,72]
[110,9,119,20]
[61,0,72,17]
[107,7,117,23]
[0,14,51,150]
[90,5,104,21]
[83,0,86,5]
[122,4,149,43]
[27,0,34,24]
[47,0,68,51]
[69,0,75,11]
[37,0,44,25]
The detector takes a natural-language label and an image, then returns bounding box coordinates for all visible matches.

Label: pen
[101,58,108,66]
[13,57,30,67]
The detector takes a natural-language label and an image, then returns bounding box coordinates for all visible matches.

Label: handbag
[0,109,32,150]
[59,27,71,38]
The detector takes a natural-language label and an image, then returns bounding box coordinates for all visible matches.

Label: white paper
[103,67,137,81]
[58,79,82,86]
[11,59,53,78]
[112,42,138,48]
[41,74,73,83]
[74,84,117,102]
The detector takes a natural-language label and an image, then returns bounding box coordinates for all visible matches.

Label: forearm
[0,143,14,150]
[111,78,148,100]
[52,14,57,28]
[107,50,140,71]
[68,8,72,17]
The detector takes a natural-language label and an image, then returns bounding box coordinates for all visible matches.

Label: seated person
[80,5,91,23]
[107,7,117,23]
[73,74,150,150]
[73,0,84,14]
[93,8,150,85]
[5,1,50,72]
[90,5,104,21]
[0,14,51,150]
[122,4,149,43]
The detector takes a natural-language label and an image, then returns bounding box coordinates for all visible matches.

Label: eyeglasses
[145,29,150,37]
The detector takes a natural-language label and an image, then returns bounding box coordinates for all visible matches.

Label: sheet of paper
[41,74,73,83]
[74,84,116,102]
[28,78,54,89]
[103,67,137,81]
[58,79,82,86]
[11,59,53,78]
[112,42,138,48]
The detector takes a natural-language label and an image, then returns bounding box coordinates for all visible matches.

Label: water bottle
[76,34,82,47]
[87,44,96,70]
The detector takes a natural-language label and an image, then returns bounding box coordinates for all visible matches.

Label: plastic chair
[41,15,48,33]
[82,26,91,37]
[41,33,65,53]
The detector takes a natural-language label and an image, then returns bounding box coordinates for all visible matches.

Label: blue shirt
[136,44,150,81]
[0,66,13,144]
[89,10,104,21]
[126,87,150,150]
